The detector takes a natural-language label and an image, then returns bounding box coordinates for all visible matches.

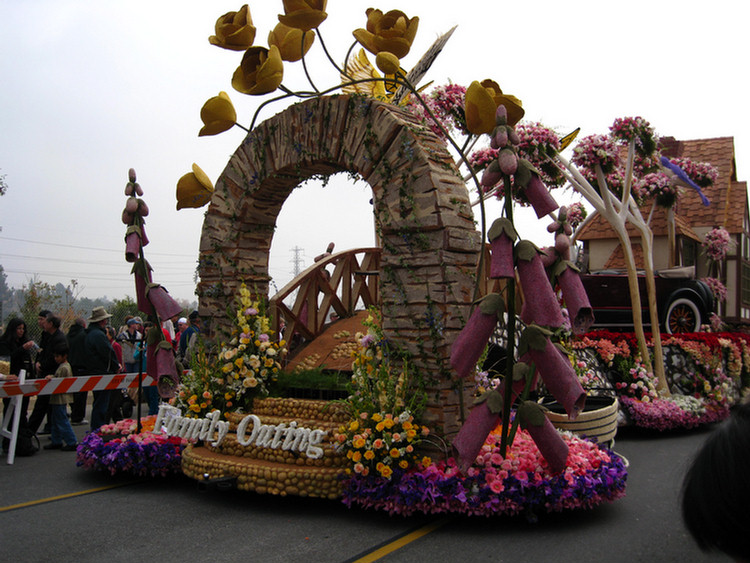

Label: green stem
[316,28,351,81]
[505,362,536,448]
[300,32,320,94]
[499,175,516,458]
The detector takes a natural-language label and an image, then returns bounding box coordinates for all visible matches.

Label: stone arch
[197,94,480,436]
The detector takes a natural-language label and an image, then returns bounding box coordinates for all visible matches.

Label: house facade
[576,136,750,326]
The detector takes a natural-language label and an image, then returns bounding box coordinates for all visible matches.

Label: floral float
[572,330,749,431]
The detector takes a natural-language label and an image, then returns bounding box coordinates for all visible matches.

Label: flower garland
[340,426,627,517]
[76,415,187,478]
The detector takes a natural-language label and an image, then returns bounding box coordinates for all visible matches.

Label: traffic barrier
[0,372,156,399]
[1,371,156,465]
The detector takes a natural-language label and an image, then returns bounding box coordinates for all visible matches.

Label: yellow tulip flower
[268,22,315,62]
[353,8,419,59]
[176,163,214,210]
[465,81,497,135]
[199,91,237,137]
[208,4,256,51]
[480,79,524,127]
[232,45,284,95]
[278,0,328,32]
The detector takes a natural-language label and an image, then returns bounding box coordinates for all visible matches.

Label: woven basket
[540,395,618,445]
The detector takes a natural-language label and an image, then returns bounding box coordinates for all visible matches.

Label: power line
[0,235,195,258]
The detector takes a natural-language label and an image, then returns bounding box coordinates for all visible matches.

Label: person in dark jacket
[67,317,88,424]
[0,318,35,451]
[28,313,67,434]
[83,307,119,431]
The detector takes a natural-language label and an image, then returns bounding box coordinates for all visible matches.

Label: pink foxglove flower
[517,401,569,474]
[146,284,183,321]
[452,390,502,472]
[450,294,505,379]
[553,262,594,335]
[523,174,559,219]
[516,241,564,328]
[125,225,149,262]
[488,218,517,279]
[520,326,586,419]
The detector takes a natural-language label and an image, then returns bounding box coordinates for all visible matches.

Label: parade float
[76,2,746,516]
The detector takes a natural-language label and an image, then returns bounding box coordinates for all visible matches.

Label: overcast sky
[1,0,747,304]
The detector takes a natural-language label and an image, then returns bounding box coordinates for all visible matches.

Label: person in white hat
[83,307,119,431]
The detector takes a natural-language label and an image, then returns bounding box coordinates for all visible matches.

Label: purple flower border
[340,446,627,517]
[76,431,186,478]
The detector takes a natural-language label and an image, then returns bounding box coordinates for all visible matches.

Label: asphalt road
[0,420,728,563]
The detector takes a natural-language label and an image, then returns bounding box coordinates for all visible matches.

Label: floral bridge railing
[269,247,381,345]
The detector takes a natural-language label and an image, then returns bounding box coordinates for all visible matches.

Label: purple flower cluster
[619,396,729,431]
[76,431,186,478]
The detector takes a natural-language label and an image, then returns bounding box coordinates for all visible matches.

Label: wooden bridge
[270,246,503,360]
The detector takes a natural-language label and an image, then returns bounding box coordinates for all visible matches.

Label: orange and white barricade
[1,372,155,464]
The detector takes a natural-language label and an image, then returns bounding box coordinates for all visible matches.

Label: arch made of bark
[196,94,480,436]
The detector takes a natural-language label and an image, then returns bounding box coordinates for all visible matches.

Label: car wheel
[665,297,701,334]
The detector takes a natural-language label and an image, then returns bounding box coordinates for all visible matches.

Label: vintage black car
[580,267,715,334]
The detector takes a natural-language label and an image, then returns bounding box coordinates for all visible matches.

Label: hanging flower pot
[538,395,619,446]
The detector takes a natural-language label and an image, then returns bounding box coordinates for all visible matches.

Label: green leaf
[518,324,552,355]
[512,362,529,382]
[488,217,518,243]
[518,400,547,429]
[478,293,505,318]
[514,159,534,188]
[473,389,504,414]
[514,240,541,262]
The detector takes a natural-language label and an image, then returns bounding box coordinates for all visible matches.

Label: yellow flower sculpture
[278,0,328,32]
[232,45,284,95]
[480,79,524,127]
[268,22,315,62]
[208,4,256,51]
[465,81,497,135]
[465,79,525,135]
[353,9,419,59]
[199,91,237,136]
[176,163,214,210]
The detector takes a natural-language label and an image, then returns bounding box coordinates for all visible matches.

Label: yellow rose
[278,0,328,32]
[199,91,236,137]
[176,163,214,210]
[268,22,315,62]
[209,4,256,51]
[364,450,375,460]
[232,46,284,96]
[353,9,419,59]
